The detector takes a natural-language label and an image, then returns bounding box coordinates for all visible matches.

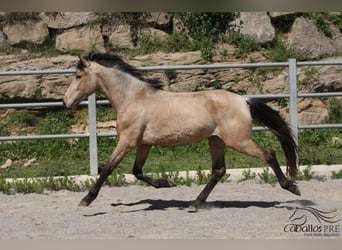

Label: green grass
[1,123,341,179]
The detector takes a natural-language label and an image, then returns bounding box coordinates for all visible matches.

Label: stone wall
[0,12,341,125]
[1,12,341,57]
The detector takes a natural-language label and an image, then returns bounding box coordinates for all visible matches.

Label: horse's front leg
[79,139,133,206]
[133,145,176,188]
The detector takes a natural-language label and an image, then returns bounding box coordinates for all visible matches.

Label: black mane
[79,53,163,89]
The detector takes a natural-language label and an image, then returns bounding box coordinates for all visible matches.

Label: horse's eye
[76,75,82,79]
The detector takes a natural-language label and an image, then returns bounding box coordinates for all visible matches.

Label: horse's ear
[78,56,90,68]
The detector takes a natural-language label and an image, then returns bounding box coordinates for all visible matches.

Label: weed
[299,128,342,166]
[219,173,231,183]
[299,67,319,87]
[175,12,237,41]
[7,111,38,127]
[0,124,10,136]
[165,70,177,81]
[296,166,325,181]
[96,105,117,122]
[167,171,193,187]
[258,168,277,185]
[11,178,45,194]
[265,36,309,61]
[195,167,211,185]
[163,32,195,52]
[0,12,41,25]
[38,108,75,135]
[136,33,162,54]
[104,171,127,187]
[0,178,14,195]
[239,169,256,182]
[8,29,60,57]
[228,32,261,58]
[208,79,223,89]
[198,38,215,61]
[304,12,342,38]
[248,72,262,90]
[331,170,342,179]
[328,98,342,123]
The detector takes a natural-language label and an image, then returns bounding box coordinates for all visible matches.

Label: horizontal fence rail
[1,59,342,175]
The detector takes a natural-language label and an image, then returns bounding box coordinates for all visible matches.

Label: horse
[63,53,300,209]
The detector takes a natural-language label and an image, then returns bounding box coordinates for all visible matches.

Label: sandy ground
[0,179,341,239]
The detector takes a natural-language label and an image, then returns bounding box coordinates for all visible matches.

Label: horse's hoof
[289,185,301,196]
[284,181,301,196]
[155,178,177,188]
[188,200,212,212]
[79,200,90,206]
[187,205,199,213]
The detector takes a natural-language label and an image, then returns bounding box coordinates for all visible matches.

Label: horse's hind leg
[264,149,300,195]
[133,145,176,188]
[231,139,300,195]
[191,136,226,210]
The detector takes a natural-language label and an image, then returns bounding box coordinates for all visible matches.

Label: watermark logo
[284,206,341,237]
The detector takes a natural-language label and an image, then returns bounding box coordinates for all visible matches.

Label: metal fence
[1,58,342,175]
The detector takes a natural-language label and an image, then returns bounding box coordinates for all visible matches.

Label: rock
[234,12,275,43]
[331,137,342,146]
[268,12,296,18]
[140,27,169,42]
[24,158,37,167]
[1,159,13,169]
[0,79,40,100]
[71,121,87,134]
[39,12,96,29]
[315,57,342,92]
[131,51,204,66]
[146,12,172,29]
[131,51,206,92]
[173,17,190,37]
[70,121,117,134]
[287,17,342,58]
[108,24,135,49]
[262,70,288,94]
[0,30,6,45]
[97,121,117,134]
[0,55,77,101]
[169,70,210,92]
[297,99,329,125]
[55,25,105,52]
[3,21,49,45]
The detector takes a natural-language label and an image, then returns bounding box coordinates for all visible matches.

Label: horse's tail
[246,98,298,178]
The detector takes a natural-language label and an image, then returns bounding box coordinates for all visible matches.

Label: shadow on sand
[110,199,316,212]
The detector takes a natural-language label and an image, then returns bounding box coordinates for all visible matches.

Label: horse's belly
[142,125,213,146]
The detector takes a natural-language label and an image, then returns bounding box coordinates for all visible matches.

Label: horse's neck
[98,69,147,112]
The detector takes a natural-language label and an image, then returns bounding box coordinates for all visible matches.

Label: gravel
[0,179,341,239]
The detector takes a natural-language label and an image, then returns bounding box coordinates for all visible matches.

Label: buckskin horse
[63,53,300,209]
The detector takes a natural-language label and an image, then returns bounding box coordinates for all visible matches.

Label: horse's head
[63,56,99,108]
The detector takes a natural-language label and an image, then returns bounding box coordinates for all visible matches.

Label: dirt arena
[0,178,341,239]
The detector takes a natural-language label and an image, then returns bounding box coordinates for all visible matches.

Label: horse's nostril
[62,100,66,108]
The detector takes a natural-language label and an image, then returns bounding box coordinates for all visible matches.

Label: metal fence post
[288,58,299,148]
[87,94,98,175]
